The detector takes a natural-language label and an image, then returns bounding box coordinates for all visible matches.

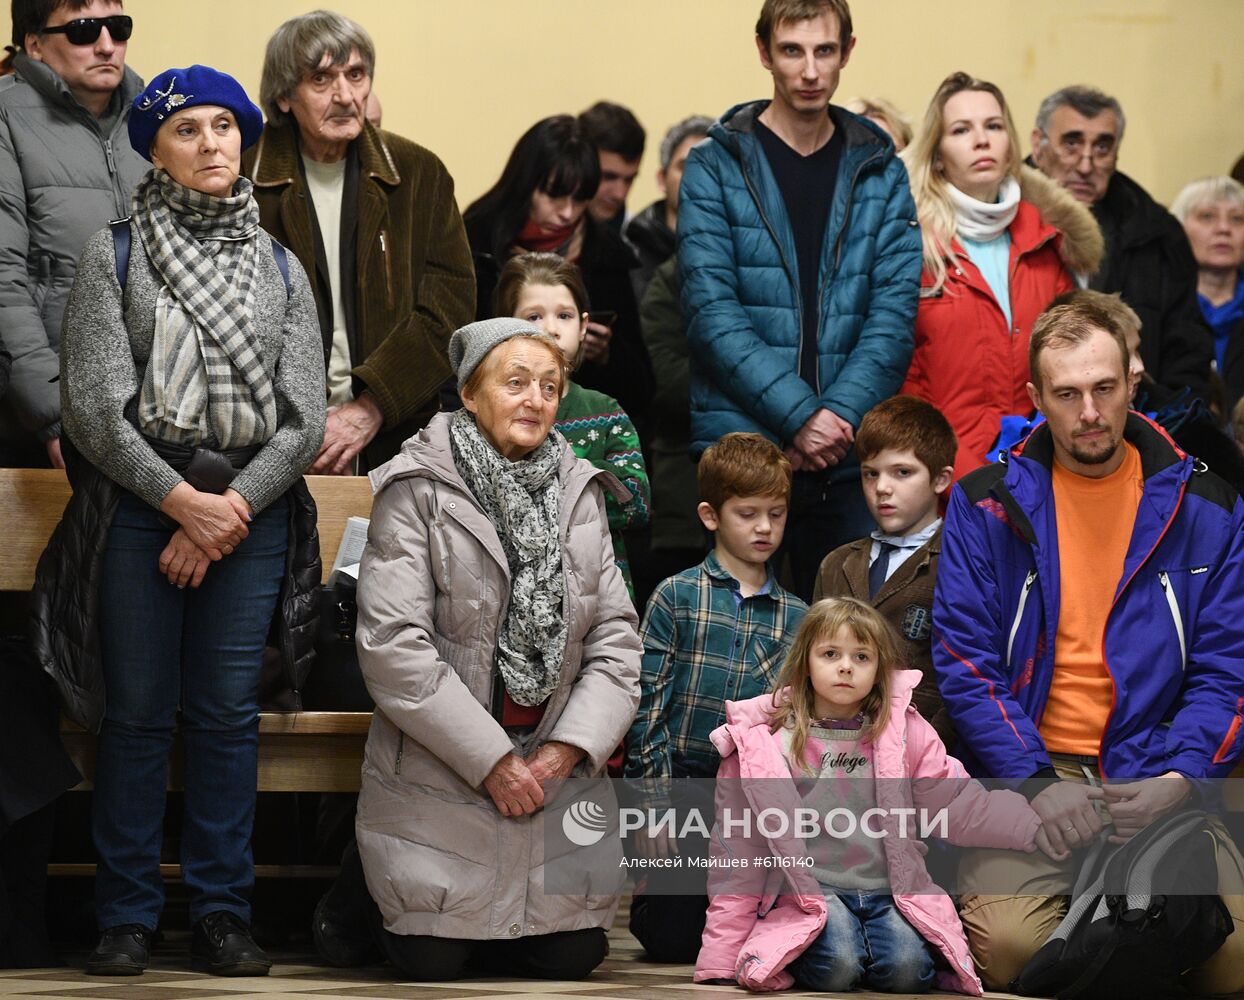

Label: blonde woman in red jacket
[900,73,1102,481]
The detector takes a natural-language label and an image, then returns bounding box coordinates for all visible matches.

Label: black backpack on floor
[1011,809,1233,1000]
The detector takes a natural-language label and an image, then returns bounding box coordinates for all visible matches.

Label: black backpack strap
[109,217,131,291]
[269,234,292,299]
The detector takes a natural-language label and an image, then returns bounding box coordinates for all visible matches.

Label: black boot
[312,839,382,966]
[191,911,271,976]
[86,924,153,975]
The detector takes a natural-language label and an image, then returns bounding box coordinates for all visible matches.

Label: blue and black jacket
[934,412,1244,783]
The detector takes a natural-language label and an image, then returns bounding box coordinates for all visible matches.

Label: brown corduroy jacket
[812,526,955,748]
[243,121,475,467]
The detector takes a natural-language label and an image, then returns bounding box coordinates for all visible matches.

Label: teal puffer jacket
[678,101,921,480]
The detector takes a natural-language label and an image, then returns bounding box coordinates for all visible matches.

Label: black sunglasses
[39,14,132,45]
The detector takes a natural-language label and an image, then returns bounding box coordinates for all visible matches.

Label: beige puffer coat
[354,412,641,940]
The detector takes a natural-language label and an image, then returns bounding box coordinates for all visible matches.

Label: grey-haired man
[625,114,713,300]
[1030,84,1213,400]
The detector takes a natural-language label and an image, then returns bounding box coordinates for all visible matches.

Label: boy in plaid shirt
[624,432,807,962]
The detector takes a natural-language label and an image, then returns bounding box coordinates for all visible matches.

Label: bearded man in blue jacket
[933,296,1244,993]
[677,0,921,600]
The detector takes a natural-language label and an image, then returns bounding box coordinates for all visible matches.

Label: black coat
[1222,312,1244,411]
[624,198,675,302]
[30,442,322,733]
[1089,169,1215,400]
[464,210,655,430]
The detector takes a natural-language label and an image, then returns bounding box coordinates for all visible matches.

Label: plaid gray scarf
[450,408,567,707]
[134,170,276,448]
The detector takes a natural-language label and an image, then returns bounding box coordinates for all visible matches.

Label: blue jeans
[92,491,288,930]
[790,890,936,993]
[780,472,874,602]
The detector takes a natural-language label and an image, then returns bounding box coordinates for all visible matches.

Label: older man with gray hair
[625,114,713,298]
[243,9,474,473]
[1029,84,1213,401]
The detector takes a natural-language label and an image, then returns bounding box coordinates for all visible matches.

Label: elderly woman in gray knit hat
[33,66,325,978]
[326,317,639,981]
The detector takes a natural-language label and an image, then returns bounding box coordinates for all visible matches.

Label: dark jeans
[92,491,288,930]
[789,890,935,993]
[379,927,609,981]
[779,471,873,602]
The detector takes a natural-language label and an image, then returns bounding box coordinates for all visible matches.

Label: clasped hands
[156,482,253,589]
[1029,771,1192,860]
[482,741,586,818]
[784,407,854,472]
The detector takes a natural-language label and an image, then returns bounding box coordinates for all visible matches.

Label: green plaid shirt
[624,551,807,778]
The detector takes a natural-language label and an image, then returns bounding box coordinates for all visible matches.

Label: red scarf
[515,217,576,254]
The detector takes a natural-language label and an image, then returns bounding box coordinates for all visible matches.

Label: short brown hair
[1029,298,1130,390]
[494,252,591,369]
[698,432,792,511]
[856,395,957,478]
[768,597,898,765]
[1049,289,1141,344]
[13,0,100,47]
[755,0,852,49]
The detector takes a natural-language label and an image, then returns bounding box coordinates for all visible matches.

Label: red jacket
[901,168,1102,481]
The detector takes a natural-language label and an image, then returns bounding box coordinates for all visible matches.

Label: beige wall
[120,0,1244,211]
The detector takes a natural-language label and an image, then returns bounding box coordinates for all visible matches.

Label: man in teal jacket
[678,0,921,599]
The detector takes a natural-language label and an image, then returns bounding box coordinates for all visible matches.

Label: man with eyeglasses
[0,0,147,468]
[1030,85,1213,402]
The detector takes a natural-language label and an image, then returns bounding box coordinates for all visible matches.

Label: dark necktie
[868,541,897,600]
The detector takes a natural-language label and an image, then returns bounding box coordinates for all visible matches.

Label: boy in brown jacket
[812,396,957,744]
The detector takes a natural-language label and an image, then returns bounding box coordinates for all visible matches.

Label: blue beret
[129,65,264,161]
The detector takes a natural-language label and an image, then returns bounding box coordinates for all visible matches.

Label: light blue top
[961,232,1013,329]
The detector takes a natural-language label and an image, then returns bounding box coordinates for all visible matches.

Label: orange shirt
[1039,442,1144,755]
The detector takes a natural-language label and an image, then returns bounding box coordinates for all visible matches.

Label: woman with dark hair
[464,115,654,426]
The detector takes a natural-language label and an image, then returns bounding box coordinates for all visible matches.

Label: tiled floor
[0,913,1022,1000]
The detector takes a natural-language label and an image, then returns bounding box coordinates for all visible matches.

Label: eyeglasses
[1043,131,1117,167]
[38,15,132,45]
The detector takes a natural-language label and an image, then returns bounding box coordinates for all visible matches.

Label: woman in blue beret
[33,66,325,977]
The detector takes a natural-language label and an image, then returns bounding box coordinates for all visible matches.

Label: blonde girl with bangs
[768,597,897,765]
[695,596,1055,993]
[899,72,1103,481]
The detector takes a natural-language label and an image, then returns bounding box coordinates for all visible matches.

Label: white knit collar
[948,176,1021,244]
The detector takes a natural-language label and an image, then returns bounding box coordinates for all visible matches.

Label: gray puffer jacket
[0,55,148,443]
[355,412,641,940]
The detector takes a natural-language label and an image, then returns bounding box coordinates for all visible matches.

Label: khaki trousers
[957,755,1244,995]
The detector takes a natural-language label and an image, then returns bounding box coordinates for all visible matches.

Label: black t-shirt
[754,117,845,391]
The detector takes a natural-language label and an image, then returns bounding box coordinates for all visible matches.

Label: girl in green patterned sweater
[497,253,650,599]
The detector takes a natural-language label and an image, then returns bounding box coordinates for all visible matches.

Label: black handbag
[301,574,372,711]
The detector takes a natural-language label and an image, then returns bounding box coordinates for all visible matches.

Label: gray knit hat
[448,317,547,389]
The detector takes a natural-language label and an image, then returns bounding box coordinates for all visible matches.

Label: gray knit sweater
[60,222,326,512]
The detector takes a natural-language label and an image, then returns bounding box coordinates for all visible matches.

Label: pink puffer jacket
[694,671,1041,994]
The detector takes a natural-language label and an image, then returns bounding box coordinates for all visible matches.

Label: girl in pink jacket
[695,598,1059,994]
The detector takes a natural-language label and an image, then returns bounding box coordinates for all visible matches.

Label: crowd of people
[2,0,1244,994]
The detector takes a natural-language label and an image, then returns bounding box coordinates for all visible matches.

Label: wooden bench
[0,467,375,797]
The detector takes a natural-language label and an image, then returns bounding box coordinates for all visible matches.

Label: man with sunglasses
[1030,85,1213,403]
[0,0,147,468]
